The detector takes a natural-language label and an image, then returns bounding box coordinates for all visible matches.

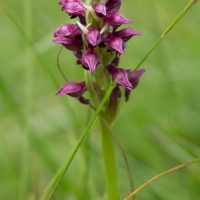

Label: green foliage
[0,0,200,200]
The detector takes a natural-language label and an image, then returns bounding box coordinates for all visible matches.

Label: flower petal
[55,81,86,97]
[104,13,131,28]
[115,28,141,42]
[53,36,83,51]
[129,69,145,89]
[108,36,124,54]
[108,65,132,90]
[54,24,82,37]
[106,0,121,15]
[62,2,86,16]
[82,48,99,73]
[85,28,100,47]
[94,4,106,17]
[125,69,145,101]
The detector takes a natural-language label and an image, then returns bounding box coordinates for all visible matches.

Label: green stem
[40,81,117,200]
[124,157,200,200]
[19,0,32,199]
[131,0,199,75]
[100,118,119,200]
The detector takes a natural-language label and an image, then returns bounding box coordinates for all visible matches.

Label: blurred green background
[0,0,200,199]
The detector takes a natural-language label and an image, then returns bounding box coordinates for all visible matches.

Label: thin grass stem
[130,0,199,76]
[124,158,200,200]
[57,46,68,81]
[18,0,33,199]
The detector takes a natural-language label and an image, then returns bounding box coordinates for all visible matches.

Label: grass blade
[131,0,199,74]
[124,157,200,200]
[40,81,117,200]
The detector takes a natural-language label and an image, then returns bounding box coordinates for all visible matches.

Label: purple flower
[62,1,86,16]
[56,81,87,97]
[54,24,82,38]
[56,81,89,104]
[104,13,131,28]
[54,0,143,107]
[106,0,121,15]
[94,4,106,17]
[114,28,141,42]
[94,0,121,17]
[108,35,124,54]
[82,48,99,73]
[53,36,83,51]
[59,0,83,5]
[107,65,132,90]
[125,69,145,101]
[85,27,100,47]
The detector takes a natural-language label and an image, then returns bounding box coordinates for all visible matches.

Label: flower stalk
[100,116,119,200]
[53,0,145,198]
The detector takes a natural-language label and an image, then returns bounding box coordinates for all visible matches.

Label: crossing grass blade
[40,81,117,200]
